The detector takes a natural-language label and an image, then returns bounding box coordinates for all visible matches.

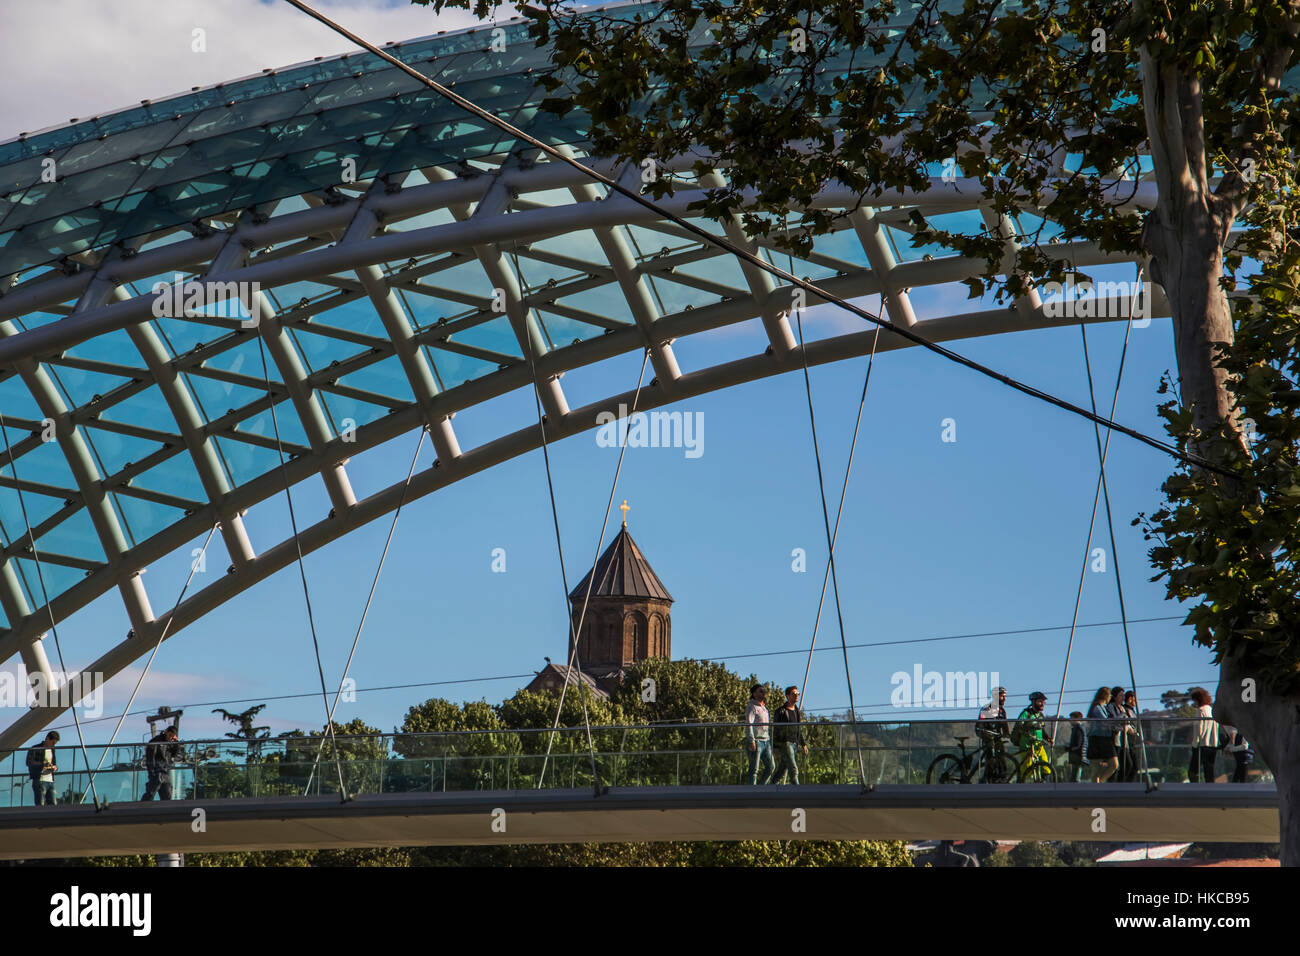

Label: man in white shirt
[25,731,60,806]
[745,684,774,785]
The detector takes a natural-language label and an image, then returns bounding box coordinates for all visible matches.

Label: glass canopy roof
[0,0,1157,636]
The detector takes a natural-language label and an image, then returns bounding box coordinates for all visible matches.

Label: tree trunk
[1140,53,1298,862]
[1216,658,1300,864]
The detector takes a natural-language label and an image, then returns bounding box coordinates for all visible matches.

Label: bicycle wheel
[1013,759,1055,783]
[980,750,1016,783]
[926,754,968,785]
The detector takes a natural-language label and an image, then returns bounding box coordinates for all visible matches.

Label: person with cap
[1012,692,1054,772]
[977,686,1009,740]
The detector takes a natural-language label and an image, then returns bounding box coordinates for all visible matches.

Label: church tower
[566,501,673,668]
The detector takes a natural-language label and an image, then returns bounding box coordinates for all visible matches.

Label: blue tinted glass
[213,434,290,486]
[127,450,208,503]
[235,405,312,451]
[34,508,105,564]
[0,485,66,545]
[317,392,392,436]
[111,493,185,548]
[2,435,79,489]
[48,366,134,411]
[425,345,498,391]
[0,375,43,419]
[82,427,164,478]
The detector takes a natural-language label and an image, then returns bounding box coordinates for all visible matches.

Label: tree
[212,705,270,742]
[415,0,1300,861]
[610,657,767,725]
[77,840,909,868]
[306,718,389,796]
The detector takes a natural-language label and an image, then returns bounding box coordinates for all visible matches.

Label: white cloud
[1,0,490,139]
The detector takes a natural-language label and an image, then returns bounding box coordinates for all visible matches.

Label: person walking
[1066,712,1088,782]
[1107,686,1129,782]
[771,685,808,785]
[142,725,185,800]
[1086,687,1118,783]
[1122,690,1142,782]
[25,731,60,806]
[1223,727,1253,783]
[745,685,774,785]
[1188,688,1218,783]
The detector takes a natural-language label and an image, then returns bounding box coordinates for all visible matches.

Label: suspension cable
[791,281,874,790]
[0,411,101,807]
[800,300,883,703]
[302,426,427,796]
[499,242,607,794]
[1080,272,1153,789]
[79,522,220,804]
[253,334,348,799]
[536,345,650,791]
[277,0,1231,481]
[1051,279,1142,779]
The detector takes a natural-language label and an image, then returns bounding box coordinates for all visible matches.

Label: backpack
[25,746,44,774]
[1011,711,1035,748]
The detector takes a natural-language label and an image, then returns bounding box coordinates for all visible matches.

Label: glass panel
[63,328,149,372]
[183,373,271,425]
[337,354,415,404]
[81,427,164,478]
[0,485,66,546]
[48,366,133,411]
[316,392,393,436]
[111,492,185,547]
[34,508,104,564]
[289,326,371,374]
[126,451,208,503]
[424,345,497,391]
[0,375,43,419]
[212,435,285,486]
[0,434,79,488]
[450,315,523,359]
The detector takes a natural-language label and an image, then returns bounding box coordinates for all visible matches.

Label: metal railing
[1,717,1268,807]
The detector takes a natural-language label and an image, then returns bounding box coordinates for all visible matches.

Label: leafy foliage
[1139,216,1300,695]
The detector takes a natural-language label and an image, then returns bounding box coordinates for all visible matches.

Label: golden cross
[619,499,630,526]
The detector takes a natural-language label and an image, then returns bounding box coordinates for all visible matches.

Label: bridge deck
[0,784,1277,859]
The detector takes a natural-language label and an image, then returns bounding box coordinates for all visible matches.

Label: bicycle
[1008,735,1056,782]
[926,735,1016,784]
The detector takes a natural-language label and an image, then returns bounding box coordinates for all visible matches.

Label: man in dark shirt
[142,726,185,801]
[771,686,808,785]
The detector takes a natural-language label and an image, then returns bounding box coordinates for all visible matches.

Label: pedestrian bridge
[0,784,1278,860]
[0,721,1277,858]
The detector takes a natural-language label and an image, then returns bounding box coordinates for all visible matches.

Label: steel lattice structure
[0,8,1159,751]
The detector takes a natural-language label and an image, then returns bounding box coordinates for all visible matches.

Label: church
[524,502,673,699]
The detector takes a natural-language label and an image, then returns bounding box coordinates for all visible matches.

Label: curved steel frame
[0,143,1162,752]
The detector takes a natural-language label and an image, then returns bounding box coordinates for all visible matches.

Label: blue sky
[0,0,1221,747]
[25,290,1217,745]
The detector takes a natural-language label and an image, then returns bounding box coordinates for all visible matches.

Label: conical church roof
[568,526,673,603]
